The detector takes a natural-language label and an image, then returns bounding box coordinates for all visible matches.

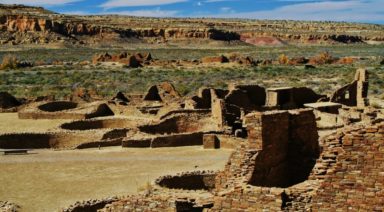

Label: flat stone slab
[267,87,293,91]
[304,102,342,109]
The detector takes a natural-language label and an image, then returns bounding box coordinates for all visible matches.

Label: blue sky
[1,0,383,24]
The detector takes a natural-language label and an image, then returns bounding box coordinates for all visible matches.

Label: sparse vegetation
[0,55,19,70]
[278,54,289,65]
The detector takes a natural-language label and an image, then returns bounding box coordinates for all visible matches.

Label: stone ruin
[92,52,152,67]
[331,68,369,108]
[0,68,383,211]
[1,68,380,151]
[69,111,383,211]
[0,91,21,112]
[18,101,114,120]
[143,82,181,102]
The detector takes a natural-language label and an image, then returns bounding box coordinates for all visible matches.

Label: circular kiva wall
[61,119,135,131]
[38,101,78,112]
[155,171,216,191]
[0,132,96,149]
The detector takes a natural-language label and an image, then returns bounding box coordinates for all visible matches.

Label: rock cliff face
[1,4,383,46]
[0,14,240,45]
[1,15,111,36]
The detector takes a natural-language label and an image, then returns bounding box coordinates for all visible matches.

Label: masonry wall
[0,131,107,149]
[139,113,215,134]
[123,132,206,148]
[19,103,114,120]
[155,171,216,191]
[311,123,384,211]
[212,117,383,211]
[246,109,319,187]
[0,133,51,149]
[38,101,78,112]
[151,132,204,147]
[61,119,136,130]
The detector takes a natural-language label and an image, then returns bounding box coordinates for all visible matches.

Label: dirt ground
[0,113,67,133]
[0,146,232,212]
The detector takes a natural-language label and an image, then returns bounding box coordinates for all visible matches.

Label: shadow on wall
[61,119,136,131]
[139,114,214,135]
[0,133,51,149]
[156,171,216,191]
[0,131,121,149]
[246,109,320,188]
[38,101,78,112]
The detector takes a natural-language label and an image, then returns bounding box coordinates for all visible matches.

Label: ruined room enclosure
[38,101,78,112]
[0,129,129,149]
[1,66,383,211]
[18,101,114,119]
[60,118,142,131]
[86,111,384,212]
[0,69,379,152]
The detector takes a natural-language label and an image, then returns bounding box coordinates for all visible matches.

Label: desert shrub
[34,60,47,66]
[337,57,356,64]
[79,60,90,66]
[288,57,309,65]
[278,54,289,65]
[309,51,336,65]
[52,60,64,65]
[0,55,19,70]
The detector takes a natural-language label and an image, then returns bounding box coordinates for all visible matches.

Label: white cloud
[101,8,179,17]
[0,0,81,5]
[100,0,187,9]
[211,0,384,23]
[220,7,235,13]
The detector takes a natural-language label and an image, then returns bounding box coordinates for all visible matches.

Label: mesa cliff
[1,4,383,46]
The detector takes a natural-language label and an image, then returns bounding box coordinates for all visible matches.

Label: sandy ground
[0,146,232,212]
[0,113,68,133]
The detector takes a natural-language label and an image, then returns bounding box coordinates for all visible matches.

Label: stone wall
[158,109,210,120]
[139,113,216,134]
[211,116,383,211]
[122,132,206,148]
[151,132,204,148]
[155,171,217,191]
[292,87,325,107]
[37,101,77,112]
[143,82,180,102]
[18,102,114,120]
[0,133,51,149]
[60,118,137,131]
[311,123,384,211]
[225,85,266,110]
[245,109,319,188]
[211,90,226,129]
[0,91,21,110]
[0,130,116,149]
[63,110,384,211]
[331,68,369,108]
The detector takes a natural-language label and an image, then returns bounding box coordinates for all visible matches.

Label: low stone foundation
[0,129,126,149]
[155,171,216,191]
[122,132,208,148]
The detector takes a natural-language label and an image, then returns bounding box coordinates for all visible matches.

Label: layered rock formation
[1,4,383,46]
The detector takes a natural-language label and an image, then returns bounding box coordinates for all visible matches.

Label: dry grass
[0,55,18,70]
[0,147,232,212]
